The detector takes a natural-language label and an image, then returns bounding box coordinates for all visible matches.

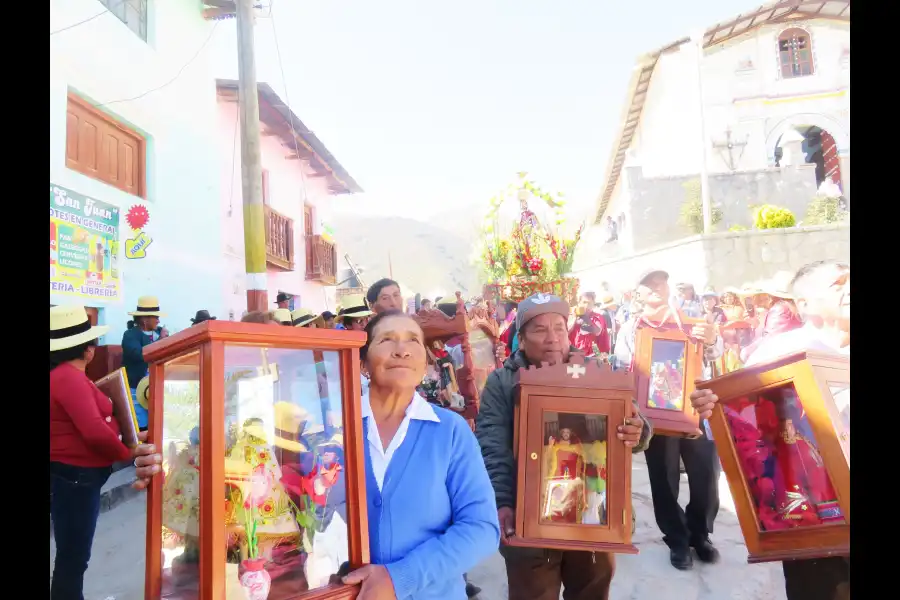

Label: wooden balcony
[265,205,294,271]
[306,235,337,285]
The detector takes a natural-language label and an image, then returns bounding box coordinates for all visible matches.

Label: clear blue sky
[214,0,756,222]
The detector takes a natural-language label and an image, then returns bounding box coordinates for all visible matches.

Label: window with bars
[778,28,814,79]
[101,0,148,42]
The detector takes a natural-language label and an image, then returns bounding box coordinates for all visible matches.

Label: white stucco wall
[50,0,223,340]
[218,100,338,319]
[631,20,849,180]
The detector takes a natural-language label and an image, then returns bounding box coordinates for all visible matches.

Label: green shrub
[804,195,848,225]
[753,204,796,229]
[679,178,722,234]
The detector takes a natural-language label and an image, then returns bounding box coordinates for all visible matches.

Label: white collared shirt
[361,391,441,491]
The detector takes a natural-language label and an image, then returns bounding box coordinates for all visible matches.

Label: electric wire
[50,0,128,36]
[95,20,221,108]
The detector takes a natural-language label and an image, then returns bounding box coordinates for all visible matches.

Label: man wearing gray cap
[614,268,723,571]
[476,292,653,600]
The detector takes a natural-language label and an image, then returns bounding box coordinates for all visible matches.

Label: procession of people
[51,260,848,600]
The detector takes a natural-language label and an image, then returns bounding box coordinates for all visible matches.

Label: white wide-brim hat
[127,295,166,317]
[50,305,110,351]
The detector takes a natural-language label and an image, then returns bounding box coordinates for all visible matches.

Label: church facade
[591,1,850,253]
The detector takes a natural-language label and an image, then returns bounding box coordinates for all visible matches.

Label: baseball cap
[636,268,669,289]
[516,293,570,332]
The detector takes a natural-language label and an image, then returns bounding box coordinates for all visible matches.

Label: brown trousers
[783,557,850,600]
[501,547,615,600]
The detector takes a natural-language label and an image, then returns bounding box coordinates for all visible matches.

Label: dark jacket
[121,326,154,387]
[475,349,653,511]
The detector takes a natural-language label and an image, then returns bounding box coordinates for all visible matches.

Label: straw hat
[136,375,151,410]
[317,433,344,451]
[739,282,764,297]
[597,294,617,310]
[337,294,374,322]
[700,287,719,300]
[50,305,110,351]
[759,271,795,300]
[290,308,320,328]
[127,295,166,317]
[272,308,292,325]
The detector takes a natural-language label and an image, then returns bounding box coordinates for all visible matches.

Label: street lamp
[691,28,713,234]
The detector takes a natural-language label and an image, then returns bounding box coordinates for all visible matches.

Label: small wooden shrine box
[142,321,369,600]
[510,354,638,554]
[633,318,704,438]
[697,351,849,564]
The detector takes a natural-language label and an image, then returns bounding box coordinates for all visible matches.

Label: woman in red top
[50,305,163,600]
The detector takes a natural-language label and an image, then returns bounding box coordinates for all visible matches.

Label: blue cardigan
[364,407,500,600]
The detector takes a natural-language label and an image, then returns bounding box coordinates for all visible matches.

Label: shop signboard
[50,183,122,302]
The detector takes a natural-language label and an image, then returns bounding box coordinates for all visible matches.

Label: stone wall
[574,223,849,295]
[626,164,819,250]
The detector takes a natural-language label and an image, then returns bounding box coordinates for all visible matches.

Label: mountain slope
[330,215,480,298]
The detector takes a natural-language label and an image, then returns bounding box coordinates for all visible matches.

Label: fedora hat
[272,308,293,325]
[50,305,110,351]
[136,375,150,410]
[291,308,321,328]
[337,294,374,322]
[191,310,216,324]
[128,295,166,317]
[275,292,292,304]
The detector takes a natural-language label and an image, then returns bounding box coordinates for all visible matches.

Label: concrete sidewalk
[52,455,788,600]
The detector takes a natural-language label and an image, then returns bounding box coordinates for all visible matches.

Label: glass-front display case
[633,319,705,438]
[510,355,638,554]
[697,351,849,564]
[143,321,368,600]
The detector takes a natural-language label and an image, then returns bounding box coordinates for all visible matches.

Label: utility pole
[235,0,268,312]
[691,29,713,234]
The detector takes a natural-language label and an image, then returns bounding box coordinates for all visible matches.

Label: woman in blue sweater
[342,310,500,600]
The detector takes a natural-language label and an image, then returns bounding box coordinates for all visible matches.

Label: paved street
[51,455,786,600]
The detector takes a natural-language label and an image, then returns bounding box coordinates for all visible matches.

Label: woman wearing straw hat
[741,272,802,363]
[719,288,749,323]
[51,305,164,600]
[335,294,374,331]
[121,296,168,431]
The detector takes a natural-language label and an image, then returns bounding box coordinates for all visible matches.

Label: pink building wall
[217,99,338,319]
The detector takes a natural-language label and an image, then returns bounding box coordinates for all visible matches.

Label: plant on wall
[678,178,722,234]
[803,195,849,225]
[753,204,796,229]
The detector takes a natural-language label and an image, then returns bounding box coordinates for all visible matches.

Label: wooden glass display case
[633,320,704,438]
[510,355,638,554]
[697,351,849,564]
[142,321,369,600]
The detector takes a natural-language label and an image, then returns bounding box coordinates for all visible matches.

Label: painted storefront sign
[125,204,153,259]
[50,183,122,301]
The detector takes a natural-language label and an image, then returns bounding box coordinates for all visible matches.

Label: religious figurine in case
[696,351,849,563]
[510,354,638,554]
[142,321,369,600]
[633,316,705,437]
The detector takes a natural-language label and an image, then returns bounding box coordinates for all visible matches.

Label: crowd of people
[50,262,848,600]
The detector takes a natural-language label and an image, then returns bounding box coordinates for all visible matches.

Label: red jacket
[50,363,131,467]
[568,312,611,355]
